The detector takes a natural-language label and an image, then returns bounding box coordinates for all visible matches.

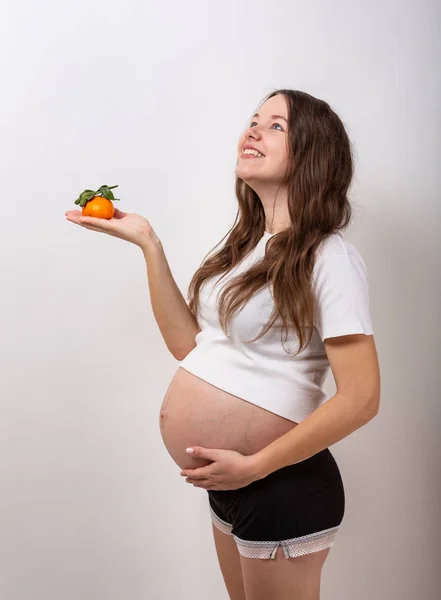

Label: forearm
[141,238,201,360]
[250,391,378,480]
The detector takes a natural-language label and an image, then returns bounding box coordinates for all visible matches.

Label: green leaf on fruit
[74,184,120,205]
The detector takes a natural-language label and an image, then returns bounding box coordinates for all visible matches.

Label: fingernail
[186,448,194,454]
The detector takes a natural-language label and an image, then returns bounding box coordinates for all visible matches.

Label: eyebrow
[252,113,288,122]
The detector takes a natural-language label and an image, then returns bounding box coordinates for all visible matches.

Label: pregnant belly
[159,367,298,471]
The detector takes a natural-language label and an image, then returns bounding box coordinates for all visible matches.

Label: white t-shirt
[177,230,373,423]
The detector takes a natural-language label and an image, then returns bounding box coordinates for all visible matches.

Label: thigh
[239,545,329,600]
[212,523,247,600]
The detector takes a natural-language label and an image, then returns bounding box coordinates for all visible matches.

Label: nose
[245,131,261,145]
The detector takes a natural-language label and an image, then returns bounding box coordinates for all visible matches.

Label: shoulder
[312,232,371,291]
[314,232,368,271]
[312,232,374,340]
[316,231,361,258]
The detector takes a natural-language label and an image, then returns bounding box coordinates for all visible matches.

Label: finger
[79,223,106,232]
[78,216,110,227]
[65,212,83,223]
[112,207,126,219]
[65,213,104,229]
[182,468,211,479]
[186,478,210,485]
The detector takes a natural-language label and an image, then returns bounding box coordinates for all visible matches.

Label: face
[236,94,289,187]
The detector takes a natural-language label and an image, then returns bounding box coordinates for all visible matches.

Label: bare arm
[250,334,380,479]
[141,238,201,360]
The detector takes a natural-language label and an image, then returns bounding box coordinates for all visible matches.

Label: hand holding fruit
[65,184,159,249]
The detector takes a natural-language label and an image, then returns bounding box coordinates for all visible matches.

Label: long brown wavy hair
[187,89,355,357]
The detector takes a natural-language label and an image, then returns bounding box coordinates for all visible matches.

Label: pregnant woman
[66,88,381,600]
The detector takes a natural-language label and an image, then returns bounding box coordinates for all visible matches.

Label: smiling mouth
[241,152,265,159]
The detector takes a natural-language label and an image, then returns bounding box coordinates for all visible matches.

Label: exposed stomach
[159,367,298,471]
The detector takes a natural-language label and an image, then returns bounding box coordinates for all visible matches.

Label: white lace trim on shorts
[209,503,339,560]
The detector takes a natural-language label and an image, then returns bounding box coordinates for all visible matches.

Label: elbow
[173,343,198,362]
[360,378,381,423]
[174,328,201,361]
[172,348,187,361]
[167,344,187,362]
[362,394,381,423]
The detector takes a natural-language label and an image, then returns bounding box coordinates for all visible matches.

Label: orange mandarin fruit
[81,195,115,219]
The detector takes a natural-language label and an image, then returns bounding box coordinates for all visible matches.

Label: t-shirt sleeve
[312,249,374,341]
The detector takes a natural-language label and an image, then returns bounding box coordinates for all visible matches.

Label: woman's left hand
[180,447,260,491]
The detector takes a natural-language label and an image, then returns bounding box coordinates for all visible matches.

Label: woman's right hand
[65,207,160,249]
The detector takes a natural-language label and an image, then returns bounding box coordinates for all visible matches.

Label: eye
[249,121,284,131]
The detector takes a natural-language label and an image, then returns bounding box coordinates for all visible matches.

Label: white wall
[1,1,439,598]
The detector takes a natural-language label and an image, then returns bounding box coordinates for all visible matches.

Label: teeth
[243,149,265,158]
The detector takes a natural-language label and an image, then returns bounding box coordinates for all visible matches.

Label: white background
[1,0,440,598]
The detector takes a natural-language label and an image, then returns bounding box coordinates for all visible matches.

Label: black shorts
[207,448,345,560]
